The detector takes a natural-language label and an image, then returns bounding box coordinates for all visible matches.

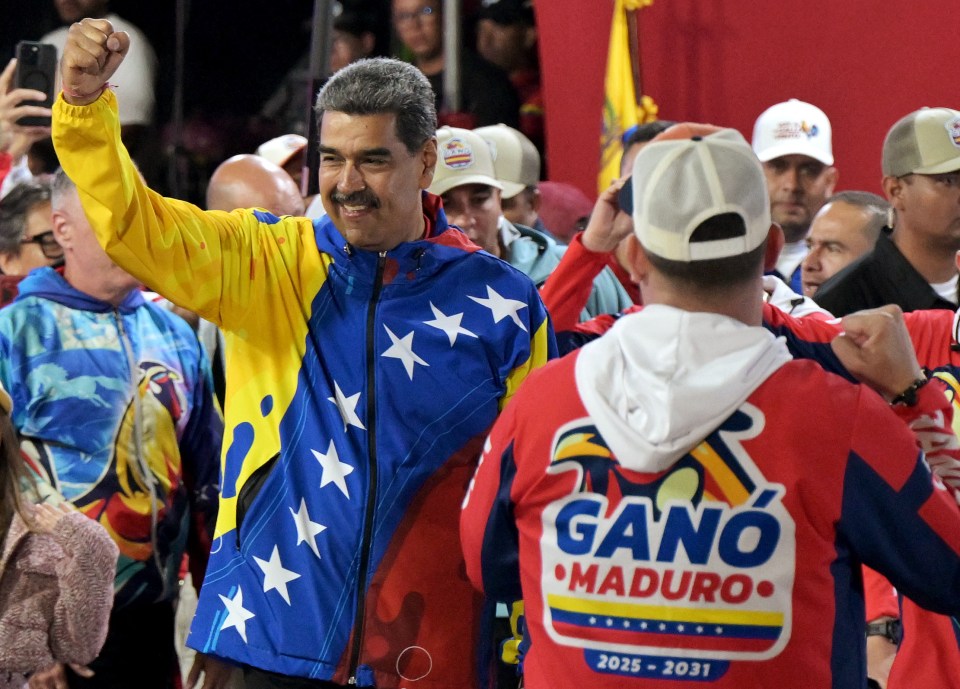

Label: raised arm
[52,19,318,327]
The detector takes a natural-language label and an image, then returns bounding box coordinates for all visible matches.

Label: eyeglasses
[21,231,64,259]
[394,5,435,24]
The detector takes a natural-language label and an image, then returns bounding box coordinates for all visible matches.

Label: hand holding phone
[13,41,57,127]
[0,55,53,157]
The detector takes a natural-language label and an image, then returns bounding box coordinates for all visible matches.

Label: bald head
[206,154,306,217]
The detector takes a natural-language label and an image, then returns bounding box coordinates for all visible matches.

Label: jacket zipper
[115,309,162,579]
[348,250,386,685]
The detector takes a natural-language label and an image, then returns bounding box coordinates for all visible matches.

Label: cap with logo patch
[882,107,960,177]
[751,99,834,166]
[429,126,503,196]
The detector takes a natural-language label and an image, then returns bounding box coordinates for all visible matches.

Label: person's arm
[461,397,523,601]
[540,234,618,331]
[540,179,633,331]
[862,567,899,689]
[37,507,119,665]
[498,287,557,410]
[763,274,833,319]
[837,385,960,617]
[51,19,320,328]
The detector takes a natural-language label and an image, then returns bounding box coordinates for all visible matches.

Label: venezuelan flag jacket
[462,305,960,689]
[52,91,555,688]
[0,268,222,610]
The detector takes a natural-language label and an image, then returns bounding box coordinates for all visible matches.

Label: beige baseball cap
[473,124,540,199]
[256,134,308,168]
[623,125,771,262]
[882,107,960,177]
[429,127,503,196]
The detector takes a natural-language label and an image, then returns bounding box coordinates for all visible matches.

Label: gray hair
[314,57,437,153]
[0,181,52,255]
[50,167,78,210]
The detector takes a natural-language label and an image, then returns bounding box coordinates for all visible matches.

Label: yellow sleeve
[51,89,323,329]
[500,318,553,411]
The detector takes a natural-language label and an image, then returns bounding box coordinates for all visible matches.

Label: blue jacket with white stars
[53,89,556,689]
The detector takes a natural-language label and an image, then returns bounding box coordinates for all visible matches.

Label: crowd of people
[3,3,960,689]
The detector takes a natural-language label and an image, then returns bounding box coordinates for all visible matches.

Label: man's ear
[882,175,904,209]
[824,166,839,197]
[530,187,541,214]
[0,252,20,276]
[51,210,71,250]
[420,137,438,190]
[625,234,650,284]
[764,223,785,272]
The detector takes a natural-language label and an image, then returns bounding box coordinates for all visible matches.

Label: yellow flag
[599,0,657,194]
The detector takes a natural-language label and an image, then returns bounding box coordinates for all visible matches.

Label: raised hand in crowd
[830,304,925,401]
[59,18,129,106]
[0,58,52,160]
[580,176,634,254]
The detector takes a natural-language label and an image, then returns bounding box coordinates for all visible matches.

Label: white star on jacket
[219,587,256,642]
[312,440,355,498]
[289,498,326,558]
[469,285,528,332]
[253,545,301,605]
[423,302,478,346]
[382,325,429,379]
[327,381,366,431]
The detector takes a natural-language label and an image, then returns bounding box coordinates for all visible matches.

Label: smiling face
[318,111,437,252]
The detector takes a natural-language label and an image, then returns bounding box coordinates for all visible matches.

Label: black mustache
[331,190,381,208]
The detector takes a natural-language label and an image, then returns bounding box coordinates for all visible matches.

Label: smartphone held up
[13,41,57,127]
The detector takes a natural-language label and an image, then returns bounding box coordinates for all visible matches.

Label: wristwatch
[865,618,902,644]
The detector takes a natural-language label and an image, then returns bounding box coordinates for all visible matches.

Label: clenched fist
[60,18,129,106]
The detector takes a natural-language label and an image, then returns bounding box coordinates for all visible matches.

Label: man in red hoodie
[462,125,960,688]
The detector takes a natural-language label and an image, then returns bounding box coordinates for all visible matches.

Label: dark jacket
[813,229,956,316]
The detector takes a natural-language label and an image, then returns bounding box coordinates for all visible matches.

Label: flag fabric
[599,0,658,193]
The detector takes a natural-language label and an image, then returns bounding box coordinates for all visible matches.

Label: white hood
[575,304,792,473]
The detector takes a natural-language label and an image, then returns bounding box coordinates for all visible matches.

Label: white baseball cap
[751,99,834,166]
[882,107,960,177]
[621,125,771,262]
[256,134,308,168]
[473,124,540,199]
[429,127,503,196]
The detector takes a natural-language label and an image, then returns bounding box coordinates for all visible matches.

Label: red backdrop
[536,0,960,199]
